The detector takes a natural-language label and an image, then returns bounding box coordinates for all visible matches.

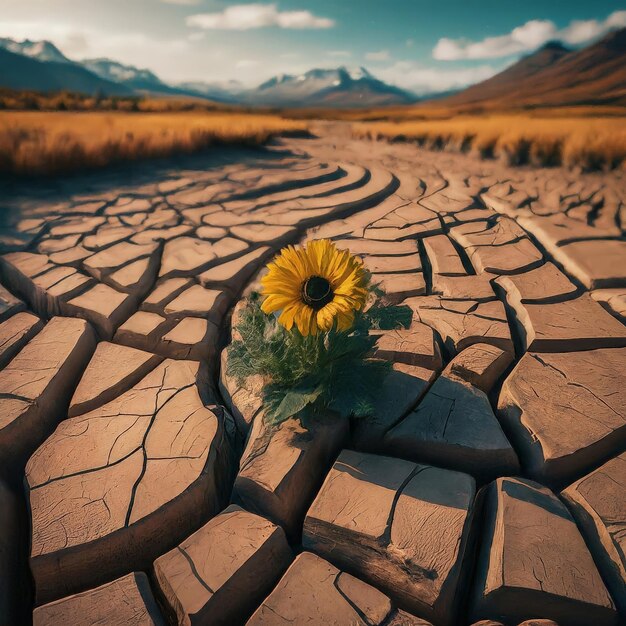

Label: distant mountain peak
[259,73,293,89]
[246,65,416,107]
[538,40,571,53]
[81,58,163,86]
[340,66,372,80]
[520,40,572,66]
[0,37,70,64]
[598,24,626,49]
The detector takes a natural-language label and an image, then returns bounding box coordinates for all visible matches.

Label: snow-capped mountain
[0,37,417,106]
[0,46,132,96]
[243,66,417,107]
[81,59,163,86]
[0,38,70,64]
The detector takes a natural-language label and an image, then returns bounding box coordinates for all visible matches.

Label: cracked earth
[0,122,625,626]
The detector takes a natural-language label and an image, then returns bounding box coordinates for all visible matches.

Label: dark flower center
[301,275,334,310]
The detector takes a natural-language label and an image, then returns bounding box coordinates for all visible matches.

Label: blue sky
[1,1,625,92]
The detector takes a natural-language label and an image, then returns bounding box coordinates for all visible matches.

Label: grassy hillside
[441,28,626,109]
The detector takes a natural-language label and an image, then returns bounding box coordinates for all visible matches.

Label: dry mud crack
[0,128,625,626]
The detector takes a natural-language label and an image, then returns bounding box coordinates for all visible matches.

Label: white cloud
[365,49,390,62]
[0,20,191,61]
[187,3,334,30]
[0,17,324,86]
[61,32,90,56]
[0,20,200,81]
[433,10,626,60]
[560,21,601,45]
[236,59,260,68]
[377,61,500,95]
[327,50,351,58]
[607,10,626,27]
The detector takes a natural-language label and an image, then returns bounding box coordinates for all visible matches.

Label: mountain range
[0,28,625,108]
[0,37,417,106]
[249,67,416,107]
[0,46,132,96]
[0,37,70,64]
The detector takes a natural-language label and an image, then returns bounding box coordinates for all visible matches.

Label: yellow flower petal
[316,303,337,332]
[336,309,355,331]
[260,238,368,335]
[278,303,300,330]
[261,294,296,314]
[294,304,314,336]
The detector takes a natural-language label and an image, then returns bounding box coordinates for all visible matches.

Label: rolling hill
[442,27,626,108]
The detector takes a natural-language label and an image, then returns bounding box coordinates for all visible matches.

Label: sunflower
[261,239,369,336]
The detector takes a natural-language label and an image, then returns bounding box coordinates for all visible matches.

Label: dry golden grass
[290,103,626,122]
[353,114,626,170]
[0,111,306,176]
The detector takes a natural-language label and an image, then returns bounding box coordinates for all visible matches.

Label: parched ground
[0,124,625,626]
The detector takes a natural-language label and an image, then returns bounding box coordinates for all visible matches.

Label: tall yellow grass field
[353,115,626,170]
[0,111,306,176]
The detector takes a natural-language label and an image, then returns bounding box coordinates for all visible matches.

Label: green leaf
[227,290,401,424]
[272,386,324,423]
